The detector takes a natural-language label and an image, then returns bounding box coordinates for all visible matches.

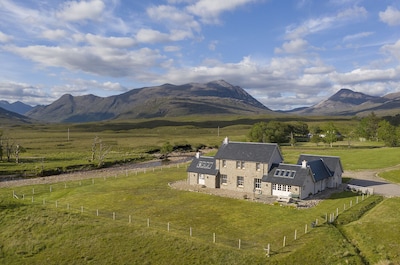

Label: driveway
[343,166,400,197]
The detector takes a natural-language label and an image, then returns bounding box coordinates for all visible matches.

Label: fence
[9,162,373,257]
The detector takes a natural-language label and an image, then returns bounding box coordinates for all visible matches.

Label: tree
[160,142,173,160]
[309,125,322,146]
[248,122,268,142]
[377,120,398,147]
[356,112,381,141]
[323,122,338,147]
[91,136,111,167]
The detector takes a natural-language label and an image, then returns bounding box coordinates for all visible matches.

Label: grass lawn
[379,170,400,184]
[0,165,388,264]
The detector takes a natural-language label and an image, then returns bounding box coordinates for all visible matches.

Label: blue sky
[0,0,399,110]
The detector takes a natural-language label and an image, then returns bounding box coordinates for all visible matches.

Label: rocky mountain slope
[26,80,273,123]
[287,88,400,116]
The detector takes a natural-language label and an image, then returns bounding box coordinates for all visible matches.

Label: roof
[263,159,333,185]
[307,159,333,182]
[297,154,343,174]
[214,141,282,163]
[187,156,219,176]
[262,164,309,186]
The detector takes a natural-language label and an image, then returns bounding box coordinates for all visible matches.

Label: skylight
[274,169,295,178]
[196,161,213,169]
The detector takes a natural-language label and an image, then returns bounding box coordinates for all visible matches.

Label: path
[343,164,400,197]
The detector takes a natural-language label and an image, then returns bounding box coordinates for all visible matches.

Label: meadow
[1,116,400,264]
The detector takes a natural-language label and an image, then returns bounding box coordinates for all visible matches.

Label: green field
[1,116,400,264]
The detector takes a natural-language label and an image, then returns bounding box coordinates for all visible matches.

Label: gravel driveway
[343,165,400,197]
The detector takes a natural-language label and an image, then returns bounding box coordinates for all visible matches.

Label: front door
[198,174,205,185]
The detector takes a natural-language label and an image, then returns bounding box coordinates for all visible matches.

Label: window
[221,174,227,184]
[236,161,245,169]
[278,184,283,191]
[274,169,296,178]
[254,178,262,189]
[272,183,277,190]
[222,160,226,167]
[237,176,244,187]
[256,163,261,171]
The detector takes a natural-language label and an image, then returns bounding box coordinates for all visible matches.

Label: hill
[0,100,33,115]
[26,80,273,123]
[287,88,400,116]
[0,107,32,126]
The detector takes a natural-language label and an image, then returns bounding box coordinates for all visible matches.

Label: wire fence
[8,163,373,256]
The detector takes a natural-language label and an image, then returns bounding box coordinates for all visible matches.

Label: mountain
[26,80,273,123]
[287,88,400,116]
[0,100,33,115]
[0,107,32,125]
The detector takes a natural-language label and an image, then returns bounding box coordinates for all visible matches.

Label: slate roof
[307,159,333,182]
[263,159,333,186]
[187,156,219,176]
[262,164,309,186]
[214,141,282,163]
[297,154,343,174]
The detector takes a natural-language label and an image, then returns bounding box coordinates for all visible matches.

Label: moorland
[1,114,400,264]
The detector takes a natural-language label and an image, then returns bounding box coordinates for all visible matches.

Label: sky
[0,0,400,110]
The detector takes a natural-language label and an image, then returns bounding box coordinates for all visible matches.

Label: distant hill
[26,80,274,123]
[287,88,400,116]
[0,107,32,125]
[0,100,33,115]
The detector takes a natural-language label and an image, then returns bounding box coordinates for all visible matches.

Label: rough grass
[0,165,388,264]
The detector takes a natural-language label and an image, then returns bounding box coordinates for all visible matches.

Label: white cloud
[381,40,400,61]
[136,29,170,43]
[57,0,105,21]
[187,0,257,24]
[379,6,400,26]
[147,5,200,32]
[343,31,373,42]
[285,6,367,40]
[41,29,67,40]
[4,45,165,78]
[164,46,181,52]
[0,81,50,105]
[275,38,308,54]
[81,33,136,48]
[0,31,12,42]
[332,68,400,85]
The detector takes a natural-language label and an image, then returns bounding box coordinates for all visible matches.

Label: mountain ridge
[25,80,273,123]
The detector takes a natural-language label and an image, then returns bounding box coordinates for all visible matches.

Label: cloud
[275,38,308,54]
[332,68,400,85]
[41,29,67,40]
[78,33,136,48]
[135,29,170,43]
[343,31,374,42]
[4,45,165,78]
[0,31,12,42]
[147,5,200,32]
[381,40,400,61]
[57,0,105,21]
[187,0,257,24]
[285,6,367,40]
[379,6,400,26]
[0,82,50,105]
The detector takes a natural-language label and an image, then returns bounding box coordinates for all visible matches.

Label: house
[187,137,343,200]
[297,154,343,189]
[262,158,339,199]
[187,153,219,187]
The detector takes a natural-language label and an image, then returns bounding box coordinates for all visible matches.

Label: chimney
[223,137,229,144]
[301,160,307,169]
[195,152,200,159]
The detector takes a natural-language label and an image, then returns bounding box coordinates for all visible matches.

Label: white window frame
[237,176,244,187]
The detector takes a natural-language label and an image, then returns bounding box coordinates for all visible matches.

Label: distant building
[187,137,343,200]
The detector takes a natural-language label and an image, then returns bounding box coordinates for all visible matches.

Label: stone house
[187,137,343,199]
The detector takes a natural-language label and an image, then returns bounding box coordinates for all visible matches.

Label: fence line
[8,162,372,257]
